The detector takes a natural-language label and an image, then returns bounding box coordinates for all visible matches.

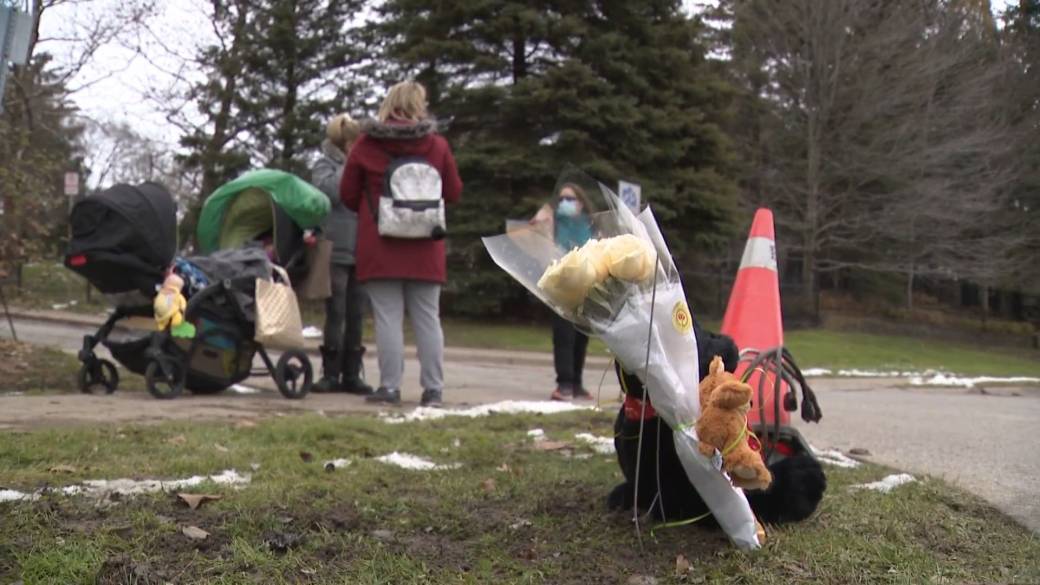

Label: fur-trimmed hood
[360,117,439,140]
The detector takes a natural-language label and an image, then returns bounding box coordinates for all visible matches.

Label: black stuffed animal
[607,322,826,525]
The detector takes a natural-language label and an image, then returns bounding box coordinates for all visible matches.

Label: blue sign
[618,180,641,213]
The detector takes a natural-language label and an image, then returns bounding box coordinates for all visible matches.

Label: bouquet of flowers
[483,171,760,549]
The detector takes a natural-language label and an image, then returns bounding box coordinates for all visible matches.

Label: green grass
[0,340,145,395]
[785,329,1040,378]
[0,412,1037,584]
[4,262,109,315]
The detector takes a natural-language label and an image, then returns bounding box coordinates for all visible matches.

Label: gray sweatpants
[363,279,443,392]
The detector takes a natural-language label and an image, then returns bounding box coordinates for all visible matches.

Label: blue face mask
[557,199,580,217]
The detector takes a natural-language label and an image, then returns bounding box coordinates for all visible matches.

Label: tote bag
[255,265,305,349]
[296,237,333,300]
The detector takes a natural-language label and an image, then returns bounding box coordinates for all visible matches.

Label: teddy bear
[154,273,195,338]
[695,356,773,491]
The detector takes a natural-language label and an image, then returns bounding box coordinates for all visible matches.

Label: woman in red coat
[340,81,463,407]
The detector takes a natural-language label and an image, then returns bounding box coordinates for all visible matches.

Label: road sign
[64,172,79,196]
[618,180,641,213]
[1,4,34,114]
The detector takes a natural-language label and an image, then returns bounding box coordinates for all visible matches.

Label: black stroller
[65,182,313,399]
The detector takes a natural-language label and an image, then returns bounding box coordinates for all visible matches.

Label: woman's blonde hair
[326,113,360,149]
[377,81,428,122]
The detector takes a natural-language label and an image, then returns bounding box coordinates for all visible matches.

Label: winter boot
[340,346,373,395]
[313,345,341,393]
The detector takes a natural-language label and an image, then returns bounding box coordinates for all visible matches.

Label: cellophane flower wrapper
[483,180,760,550]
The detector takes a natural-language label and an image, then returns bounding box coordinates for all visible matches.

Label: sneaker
[550,387,572,401]
[572,387,594,401]
[420,389,443,408]
[365,387,401,405]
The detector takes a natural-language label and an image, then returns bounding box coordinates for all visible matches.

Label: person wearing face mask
[530,183,596,401]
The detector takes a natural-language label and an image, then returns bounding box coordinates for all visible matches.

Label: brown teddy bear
[695,356,773,491]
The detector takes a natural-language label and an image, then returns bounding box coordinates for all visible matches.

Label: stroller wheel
[145,358,185,400]
[275,350,312,399]
[78,359,119,394]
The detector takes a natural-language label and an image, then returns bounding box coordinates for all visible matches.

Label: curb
[4,308,612,369]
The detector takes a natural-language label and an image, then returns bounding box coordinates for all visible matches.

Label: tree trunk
[906,262,915,311]
[804,109,821,318]
[981,284,990,329]
[512,33,526,83]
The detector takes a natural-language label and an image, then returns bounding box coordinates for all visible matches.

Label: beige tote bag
[296,237,333,300]
[255,265,305,349]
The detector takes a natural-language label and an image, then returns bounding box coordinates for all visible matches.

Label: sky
[38,0,214,148]
[37,0,1020,166]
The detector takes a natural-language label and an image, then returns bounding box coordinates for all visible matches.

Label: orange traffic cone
[721,208,787,427]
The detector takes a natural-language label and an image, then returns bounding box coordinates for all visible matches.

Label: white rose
[537,247,598,308]
[605,234,655,282]
[579,238,610,283]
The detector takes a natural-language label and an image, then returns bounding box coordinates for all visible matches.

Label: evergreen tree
[376,0,738,316]
[178,0,370,244]
[238,0,369,175]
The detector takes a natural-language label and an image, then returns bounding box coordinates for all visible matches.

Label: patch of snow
[838,369,914,377]
[908,373,1040,388]
[1,469,250,504]
[803,368,920,378]
[812,447,862,468]
[852,473,916,493]
[375,452,460,471]
[802,368,1040,387]
[0,489,36,502]
[323,458,351,471]
[527,428,545,439]
[302,326,323,339]
[51,303,69,310]
[61,469,250,497]
[229,384,262,394]
[381,400,593,424]
[575,433,615,455]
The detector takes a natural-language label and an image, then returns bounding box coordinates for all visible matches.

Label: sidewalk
[5,306,613,369]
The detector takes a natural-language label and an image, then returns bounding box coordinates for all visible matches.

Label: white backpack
[369,156,446,240]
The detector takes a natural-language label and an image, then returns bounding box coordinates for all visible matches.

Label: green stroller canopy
[197,169,330,254]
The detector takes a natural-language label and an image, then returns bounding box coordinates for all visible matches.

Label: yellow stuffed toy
[154,273,187,332]
[695,356,773,491]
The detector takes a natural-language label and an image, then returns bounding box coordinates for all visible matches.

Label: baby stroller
[65,180,317,400]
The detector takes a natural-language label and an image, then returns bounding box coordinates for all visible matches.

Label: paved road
[794,378,1040,533]
[2,316,1038,533]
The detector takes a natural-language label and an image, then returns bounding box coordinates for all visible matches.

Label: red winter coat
[340,118,463,283]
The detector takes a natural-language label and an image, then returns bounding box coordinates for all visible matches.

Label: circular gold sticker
[672,301,692,334]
